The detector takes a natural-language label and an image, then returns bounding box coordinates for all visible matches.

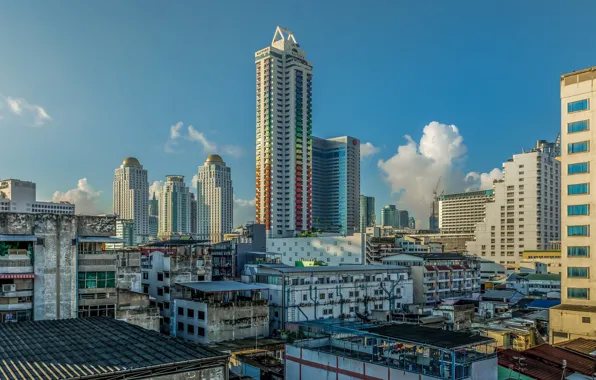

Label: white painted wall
[267,233,366,265]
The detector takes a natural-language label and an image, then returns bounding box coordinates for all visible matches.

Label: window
[187,324,194,334]
[177,322,184,331]
[568,246,589,257]
[302,294,307,301]
[157,288,164,296]
[568,204,589,216]
[568,288,589,299]
[568,141,589,154]
[198,311,205,320]
[187,309,194,318]
[157,273,164,281]
[319,293,325,300]
[568,225,589,236]
[568,267,589,278]
[568,99,589,113]
[583,317,591,324]
[142,272,148,280]
[198,327,205,336]
[568,183,589,195]
[163,302,170,309]
[568,120,589,133]
[568,162,589,174]
[178,307,184,316]
[78,272,116,289]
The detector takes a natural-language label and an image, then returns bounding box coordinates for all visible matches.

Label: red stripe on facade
[286,354,384,380]
[0,274,35,279]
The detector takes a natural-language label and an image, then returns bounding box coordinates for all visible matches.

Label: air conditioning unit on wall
[2,284,16,293]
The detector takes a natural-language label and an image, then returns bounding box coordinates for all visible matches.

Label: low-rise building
[478,289,524,319]
[140,239,212,334]
[0,317,229,380]
[115,289,160,332]
[433,299,476,331]
[210,240,235,280]
[505,273,561,298]
[243,264,413,330]
[381,253,481,305]
[520,249,562,274]
[173,281,269,344]
[0,179,75,214]
[286,322,497,380]
[267,233,367,265]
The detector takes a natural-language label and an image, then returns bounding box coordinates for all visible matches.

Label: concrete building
[158,175,191,239]
[148,191,159,217]
[173,281,269,344]
[312,136,360,235]
[210,240,236,280]
[196,155,233,243]
[255,26,313,238]
[551,66,596,343]
[0,179,74,214]
[439,190,494,234]
[381,253,481,305]
[140,239,212,334]
[466,140,561,265]
[112,157,149,244]
[520,249,562,274]
[285,323,497,380]
[243,264,413,330]
[0,213,119,322]
[190,192,198,236]
[267,233,368,266]
[359,195,375,233]
[0,317,229,380]
[380,205,398,227]
[505,273,561,298]
[409,216,416,229]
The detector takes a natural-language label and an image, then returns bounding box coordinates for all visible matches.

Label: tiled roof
[450,265,463,270]
[424,265,436,271]
[524,344,595,375]
[498,349,568,380]
[0,317,228,380]
[436,265,450,271]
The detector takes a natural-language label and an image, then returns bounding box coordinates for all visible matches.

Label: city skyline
[1,2,596,227]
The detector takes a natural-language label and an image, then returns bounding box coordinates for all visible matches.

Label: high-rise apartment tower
[196,155,233,243]
[158,175,191,239]
[113,157,149,244]
[255,26,313,237]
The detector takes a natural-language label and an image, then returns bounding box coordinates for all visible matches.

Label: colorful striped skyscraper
[255,26,313,237]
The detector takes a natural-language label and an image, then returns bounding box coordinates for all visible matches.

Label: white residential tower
[113,157,149,244]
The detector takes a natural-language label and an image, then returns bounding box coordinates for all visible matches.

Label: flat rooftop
[178,281,268,292]
[365,324,494,349]
[142,239,210,247]
[267,264,406,274]
[209,337,285,353]
[0,317,227,380]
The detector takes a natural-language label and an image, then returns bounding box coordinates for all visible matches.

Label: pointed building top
[272,26,298,45]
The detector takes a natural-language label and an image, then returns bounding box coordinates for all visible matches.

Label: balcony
[0,290,33,298]
[0,255,33,274]
[0,302,32,311]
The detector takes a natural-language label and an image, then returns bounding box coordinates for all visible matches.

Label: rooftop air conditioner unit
[2,284,16,293]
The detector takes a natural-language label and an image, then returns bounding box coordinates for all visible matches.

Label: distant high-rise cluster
[380,205,411,229]
[359,195,375,232]
[113,157,149,244]
[158,175,191,239]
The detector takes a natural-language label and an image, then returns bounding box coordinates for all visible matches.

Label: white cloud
[377,121,468,226]
[465,168,502,191]
[0,93,52,126]
[52,178,101,215]
[164,121,243,157]
[149,180,164,199]
[233,196,256,227]
[360,142,380,158]
[191,174,199,189]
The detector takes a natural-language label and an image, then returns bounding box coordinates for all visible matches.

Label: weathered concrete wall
[117,251,142,292]
[207,301,269,342]
[0,213,117,321]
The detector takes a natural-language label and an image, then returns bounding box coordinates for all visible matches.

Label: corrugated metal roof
[178,281,268,292]
[557,338,596,357]
[0,317,227,380]
[498,349,568,380]
[524,344,595,375]
[527,299,560,309]
[0,235,36,242]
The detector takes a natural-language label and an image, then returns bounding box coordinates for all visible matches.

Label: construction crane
[429,176,443,232]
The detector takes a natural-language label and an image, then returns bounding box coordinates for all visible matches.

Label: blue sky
[1,1,595,226]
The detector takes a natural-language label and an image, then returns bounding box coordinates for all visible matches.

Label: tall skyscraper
[113,157,149,244]
[255,26,313,238]
[467,140,560,264]
[158,175,191,239]
[398,210,409,229]
[359,195,375,232]
[148,192,158,217]
[550,67,596,343]
[312,136,360,234]
[381,205,398,228]
[196,155,233,243]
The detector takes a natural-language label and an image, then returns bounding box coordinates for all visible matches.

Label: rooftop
[556,338,596,357]
[482,289,521,300]
[525,344,595,375]
[527,299,560,309]
[0,317,227,380]
[142,239,210,247]
[264,264,407,274]
[121,156,142,168]
[551,304,596,313]
[382,252,472,261]
[178,281,268,293]
[508,273,561,282]
[498,349,565,380]
[365,324,494,349]
[439,189,494,200]
[208,337,285,353]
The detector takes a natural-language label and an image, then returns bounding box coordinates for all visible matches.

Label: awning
[78,237,125,243]
[0,235,36,242]
[0,274,35,279]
